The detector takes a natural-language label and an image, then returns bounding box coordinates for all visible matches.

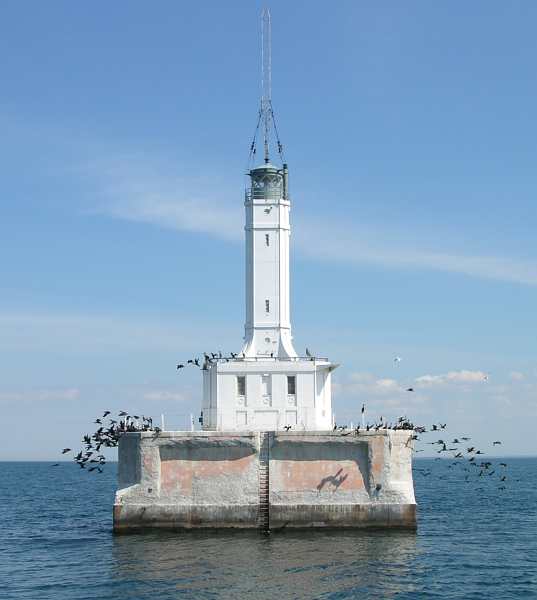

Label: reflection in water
[112,529,419,599]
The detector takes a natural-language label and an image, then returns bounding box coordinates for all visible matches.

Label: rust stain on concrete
[273,460,365,492]
[161,455,255,494]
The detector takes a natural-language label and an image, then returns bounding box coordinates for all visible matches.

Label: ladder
[258,431,271,532]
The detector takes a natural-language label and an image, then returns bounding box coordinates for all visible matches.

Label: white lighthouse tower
[201,9,337,431]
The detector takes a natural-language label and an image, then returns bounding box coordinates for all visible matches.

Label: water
[1,458,536,599]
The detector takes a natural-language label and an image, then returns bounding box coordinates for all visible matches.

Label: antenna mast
[261,8,272,163]
[248,8,284,167]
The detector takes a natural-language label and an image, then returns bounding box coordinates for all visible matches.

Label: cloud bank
[88,159,537,286]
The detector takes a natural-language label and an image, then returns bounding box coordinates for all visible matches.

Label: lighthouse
[113,9,416,532]
[200,10,337,432]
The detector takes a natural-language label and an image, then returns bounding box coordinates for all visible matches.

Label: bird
[493,441,502,445]
[394,356,402,364]
[102,411,110,417]
[305,348,312,357]
[406,388,414,392]
[61,448,71,454]
[51,463,60,467]
[284,425,292,431]
[119,411,128,416]
[177,364,184,369]
[500,463,507,467]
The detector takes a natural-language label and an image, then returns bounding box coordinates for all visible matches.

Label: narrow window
[265,233,270,246]
[287,375,296,395]
[265,299,270,313]
[236,376,246,397]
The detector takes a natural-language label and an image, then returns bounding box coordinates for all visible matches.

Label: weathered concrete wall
[113,430,416,532]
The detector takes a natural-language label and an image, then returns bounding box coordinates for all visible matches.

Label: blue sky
[1,1,536,458]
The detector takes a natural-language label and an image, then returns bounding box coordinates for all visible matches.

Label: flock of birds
[57,411,159,471]
[58,353,508,493]
[330,414,510,490]
[175,348,317,371]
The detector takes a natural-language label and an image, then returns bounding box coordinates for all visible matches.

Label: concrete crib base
[113,430,417,532]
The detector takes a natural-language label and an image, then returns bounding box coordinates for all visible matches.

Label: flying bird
[61,448,71,454]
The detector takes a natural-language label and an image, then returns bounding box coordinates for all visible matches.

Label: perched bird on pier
[284,425,292,431]
[305,348,312,358]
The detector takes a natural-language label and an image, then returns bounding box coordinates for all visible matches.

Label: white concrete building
[201,160,337,431]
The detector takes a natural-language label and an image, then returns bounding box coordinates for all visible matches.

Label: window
[265,299,270,313]
[261,374,271,397]
[265,233,270,246]
[236,376,246,397]
[287,375,296,395]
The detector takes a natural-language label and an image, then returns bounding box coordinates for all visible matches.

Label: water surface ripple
[1,458,536,599]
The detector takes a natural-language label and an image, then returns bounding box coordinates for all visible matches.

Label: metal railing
[245,187,283,201]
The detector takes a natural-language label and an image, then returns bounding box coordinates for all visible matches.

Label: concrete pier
[113,430,416,532]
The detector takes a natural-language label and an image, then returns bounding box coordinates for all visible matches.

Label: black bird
[103,411,111,417]
[231,352,237,358]
[467,447,475,453]
[305,348,312,358]
[493,441,502,445]
[194,358,200,367]
[461,437,471,441]
[406,388,414,392]
[177,364,184,369]
[284,425,291,431]
[187,359,194,364]
[61,448,71,454]
[119,411,128,416]
[94,419,102,424]
[500,463,507,467]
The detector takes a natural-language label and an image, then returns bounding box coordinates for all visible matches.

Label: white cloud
[0,387,80,403]
[509,371,525,381]
[87,158,537,287]
[0,311,235,354]
[143,390,188,402]
[414,370,488,387]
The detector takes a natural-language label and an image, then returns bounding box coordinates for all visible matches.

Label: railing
[206,355,329,363]
[245,187,283,201]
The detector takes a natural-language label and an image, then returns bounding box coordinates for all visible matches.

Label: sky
[0,1,536,459]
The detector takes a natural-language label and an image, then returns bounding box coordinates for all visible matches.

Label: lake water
[1,458,536,599]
